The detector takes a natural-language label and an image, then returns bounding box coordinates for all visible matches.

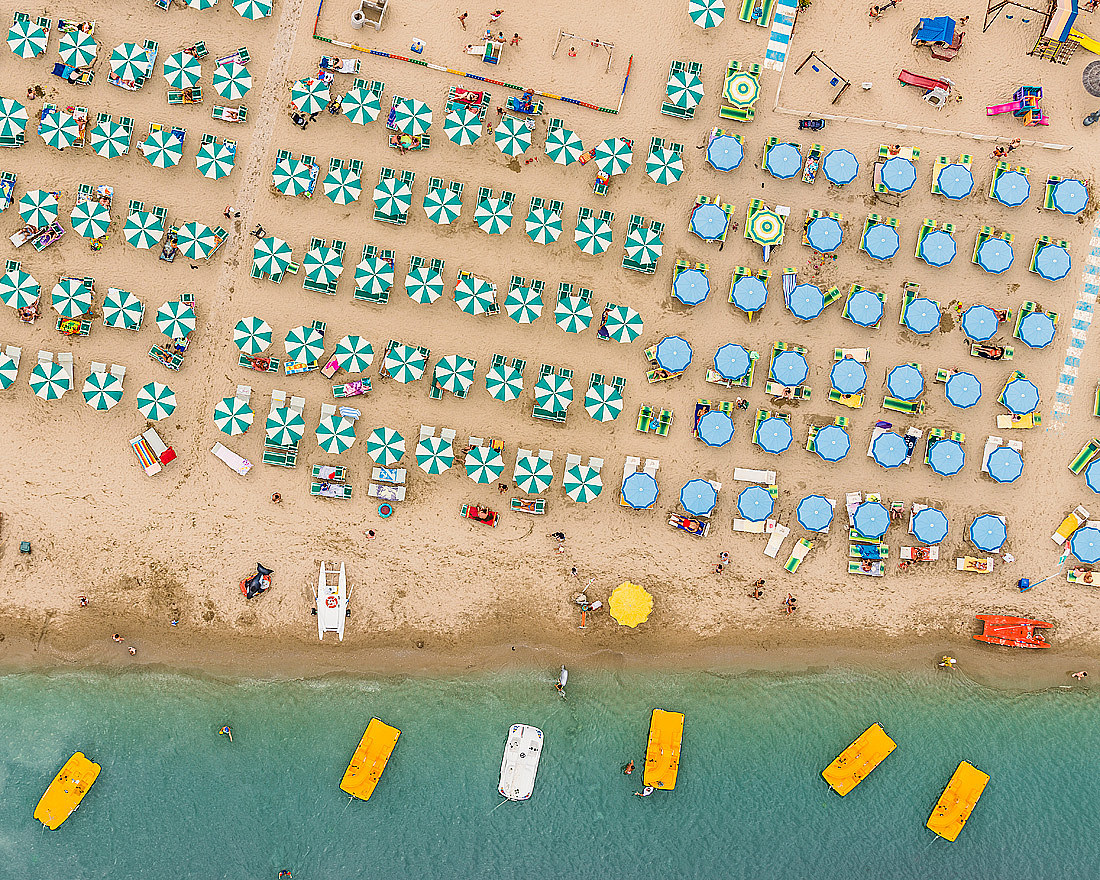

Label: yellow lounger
[926,760,989,842]
[821,723,896,796]
[340,717,401,802]
[643,708,684,790]
[34,751,101,829]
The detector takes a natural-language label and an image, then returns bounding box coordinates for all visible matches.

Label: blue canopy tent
[918,230,956,267]
[975,238,1014,274]
[1086,459,1100,493]
[911,507,949,544]
[1018,311,1056,348]
[913,16,955,43]
[853,501,890,539]
[846,289,884,326]
[813,424,850,462]
[765,142,802,179]
[756,417,793,454]
[729,275,768,313]
[903,297,941,334]
[622,471,659,509]
[822,149,858,185]
[714,343,751,382]
[880,156,916,193]
[1001,376,1040,415]
[1052,178,1088,216]
[928,438,965,476]
[673,268,710,305]
[830,359,867,394]
[1070,525,1100,563]
[771,350,808,386]
[871,431,909,468]
[697,410,735,447]
[796,495,834,532]
[787,283,824,320]
[690,203,729,240]
[806,216,842,253]
[1035,243,1071,281]
[654,335,692,373]
[969,514,1007,553]
[706,134,743,172]
[936,164,974,200]
[862,224,899,260]
[886,364,924,401]
[945,371,982,408]
[992,170,1029,207]
[679,478,718,517]
[737,485,774,522]
[960,304,999,341]
[987,446,1023,483]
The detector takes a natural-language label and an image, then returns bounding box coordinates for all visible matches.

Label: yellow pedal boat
[34,752,100,829]
[926,760,989,842]
[643,708,684,790]
[340,718,401,802]
[821,722,897,796]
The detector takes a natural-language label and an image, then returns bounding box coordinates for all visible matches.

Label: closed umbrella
[1001,376,1040,415]
[485,363,523,401]
[252,236,292,276]
[316,414,356,454]
[681,480,718,517]
[0,267,38,309]
[603,305,643,342]
[366,427,405,466]
[290,77,330,114]
[1019,311,1056,348]
[101,286,143,329]
[333,336,374,373]
[391,97,432,136]
[593,137,633,177]
[764,142,801,179]
[813,424,850,462]
[853,501,890,539]
[746,208,783,246]
[70,201,110,239]
[214,395,253,435]
[714,344,750,382]
[706,134,743,172]
[355,257,393,298]
[89,119,129,159]
[975,238,1014,274]
[234,0,273,18]
[176,221,218,260]
[474,197,512,235]
[52,279,92,317]
[787,283,824,321]
[323,166,362,205]
[862,223,899,260]
[39,110,80,151]
[992,170,1029,207]
[806,216,842,253]
[1070,526,1100,563]
[770,350,808,387]
[534,373,573,411]
[284,325,325,363]
[796,495,833,532]
[886,364,924,401]
[163,50,201,89]
[494,116,531,156]
[945,371,981,408]
[465,446,505,484]
[383,343,426,383]
[454,275,496,315]
[608,582,652,627]
[554,295,593,333]
[729,276,767,313]
[141,129,184,168]
[756,416,792,454]
[124,211,163,249]
[443,106,482,145]
[265,406,305,446]
[525,206,562,244]
[29,361,70,400]
[7,19,48,59]
[919,230,956,267]
[624,226,663,264]
[504,285,542,323]
[871,432,909,468]
[621,472,659,509]
[574,216,613,254]
[213,61,252,100]
[830,359,866,394]
[673,268,709,305]
[404,266,444,304]
[654,336,692,373]
[822,149,858,185]
[845,289,884,326]
[1035,243,1071,281]
[960,304,999,341]
[156,300,196,338]
[415,435,453,474]
[233,317,272,355]
[423,187,461,224]
[585,383,623,422]
[987,446,1023,483]
[514,454,554,494]
[433,354,476,395]
[564,464,602,502]
[136,382,176,420]
[903,297,941,334]
[936,163,973,200]
[646,147,683,185]
[1052,178,1088,215]
[82,371,123,411]
[928,438,965,476]
[969,514,1007,552]
[272,158,315,196]
[544,125,583,165]
[58,30,97,68]
[697,410,734,447]
[911,508,949,544]
[666,69,704,108]
[302,246,344,287]
[880,156,916,193]
[688,0,725,28]
[737,486,773,522]
[196,141,237,180]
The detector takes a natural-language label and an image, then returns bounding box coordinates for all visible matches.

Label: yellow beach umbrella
[609,582,653,628]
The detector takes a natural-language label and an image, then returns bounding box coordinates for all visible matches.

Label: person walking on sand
[1072,670,1088,680]
[489,9,503,22]
[510,33,521,46]
[458,11,467,28]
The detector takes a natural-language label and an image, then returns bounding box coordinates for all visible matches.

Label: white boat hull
[316,562,348,641]
[498,724,543,801]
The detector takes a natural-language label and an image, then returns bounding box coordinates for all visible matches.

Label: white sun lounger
[211,441,252,475]
[270,388,287,413]
[564,452,581,469]
[109,363,125,381]
[981,435,1003,472]
[236,384,252,404]
[420,424,436,439]
[372,467,406,483]
[320,402,337,419]
[368,483,406,502]
[537,449,553,461]
[764,523,791,558]
[846,491,862,525]
[5,345,21,370]
[440,427,457,443]
[642,458,659,476]
[732,518,768,533]
[57,351,73,384]
[289,395,306,416]
[734,467,776,485]
[469,435,485,448]
[588,456,604,471]
[89,360,107,375]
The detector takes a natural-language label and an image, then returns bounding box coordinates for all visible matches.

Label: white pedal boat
[498,724,543,801]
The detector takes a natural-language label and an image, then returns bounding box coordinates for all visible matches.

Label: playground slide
[1046,0,1076,42]
[897,69,950,92]
[986,100,1024,116]
[1070,29,1100,55]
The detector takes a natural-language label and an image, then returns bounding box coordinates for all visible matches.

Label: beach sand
[1,0,1099,676]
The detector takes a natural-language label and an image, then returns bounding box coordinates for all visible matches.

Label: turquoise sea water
[1,666,1097,880]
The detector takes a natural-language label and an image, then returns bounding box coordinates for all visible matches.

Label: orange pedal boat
[972,614,1051,648]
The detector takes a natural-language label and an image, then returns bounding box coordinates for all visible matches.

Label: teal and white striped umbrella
[141,129,184,168]
[416,435,453,474]
[646,147,683,185]
[494,116,531,156]
[272,158,314,196]
[355,256,393,297]
[366,426,405,466]
[433,354,476,395]
[383,343,426,383]
[214,395,253,435]
[404,266,444,304]
[136,381,176,420]
[156,300,196,338]
[564,463,602,502]
[89,119,129,159]
[39,110,80,151]
[323,165,362,205]
[0,351,17,390]
[316,414,356,454]
[187,0,218,7]
[555,295,594,333]
[534,373,574,410]
[333,335,374,373]
[624,226,663,264]
[265,406,305,445]
[58,30,97,68]
[504,285,542,324]
[0,267,39,309]
[253,236,292,276]
[177,221,218,260]
[19,189,57,227]
[340,85,380,125]
[196,141,236,179]
[454,274,496,315]
[474,197,512,235]
[102,288,144,328]
[603,304,643,342]
[7,19,48,59]
[373,177,413,217]
[52,278,92,317]
[290,77,330,115]
[212,61,252,100]
[525,207,562,244]
[29,361,70,400]
[593,137,633,177]
[391,97,433,136]
[70,200,110,238]
[514,454,554,494]
[574,216,613,255]
[485,363,523,401]
[123,210,163,249]
[0,97,28,141]
[110,42,150,83]
[666,68,705,109]
[545,125,583,165]
[423,187,462,224]
[688,0,725,28]
[584,383,623,422]
[164,50,202,89]
[302,246,344,287]
[465,445,505,484]
[444,106,482,145]
[233,316,273,355]
[284,324,325,363]
[234,0,273,19]
[82,371,123,411]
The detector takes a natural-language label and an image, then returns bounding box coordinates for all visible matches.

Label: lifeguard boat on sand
[972,614,1051,649]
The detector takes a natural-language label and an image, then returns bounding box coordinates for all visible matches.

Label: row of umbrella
[845,501,1010,553]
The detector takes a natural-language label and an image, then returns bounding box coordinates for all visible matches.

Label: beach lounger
[849,559,886,577]
[130,434,162,476]
[368,483,405,502]
[512,498,546,515]
[312,481,353,500]
[957,556,994,573]
[785,538,813,572]
[764,523,790,558]
[211,442,251,475]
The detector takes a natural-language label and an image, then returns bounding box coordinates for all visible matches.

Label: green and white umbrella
[624,226,663,264]
[164,50,202,89]
[554,295,593,333]
[58,30,97,68]
[187,0,217,7]
[485,363,523,401]
[534,373,574,410]
[265,406,305,446]
[89,119,129,158]
[272,158,314,196]
[196,141,236,179]
[504,285,542,324]
[40,110,80,151]
[19,189,57,227]
[373,177,412,218]
[646,147,683,185]
[316,414,356,454]
[574,216,613,255]
[102,287,144,328]
[212,61,251,101]
[366,426,405,466]
[465,445,505,484]
[423,187,462,224]
[233,316,273,355]
[391,97,433,136]
[416,435,453,474]
[545,125,583,165]
[0,267,38,309]
[340,85,380,125]
[52,278,92,317]
[585,383,623,422]
[253,236,292,276]
[234,0,273,19]
[136,382,176,420]
[494,116,531,157]
[323,165,361,205]
[7,19,48,59]
[177,221,218,260]
[667,68,705,108]
[29,361,70,400]
[747,207,784,246]
[0,97,28,141]
[82,371,123,411]
[214,395,253,435]
[302,246,344,287]
[725,72,759,108]
[70,200,110,238]
[454,274,496,315]
[474,197,512,235]
[514,454,554,494]
[603,304,643,343]
[525,207,562,244]
[433,354,476,395]
[141,129,184,168]
[333,335,374,373]
[290,77,330,114]
[688,0,725,28]
[110,42,150,83]
[156,300,196,338]
[355,256,393,298]
[444,106,482,145]
[404,266,444,304]
[564,464,602,502]
[593,137,633,177]
[123,210,163,249]
[383,343,426,383]
[0,351,17,390]
[284,324,325,363]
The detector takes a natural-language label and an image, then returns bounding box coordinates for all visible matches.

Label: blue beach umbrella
[846,289,884,326]
[654,336,692,373]
[690,203,729,240]
[680,479,718,517]
[1019,311,1056,348]
[806,217,842,253]
[928,438,965,476]
[854,501,890,539]
[1001,377,1040,415]
[862,224,899,260]
[903,297,941,334]
[622,471,659,509]
[673,268,709,305]
[822,149,858,185]
[945,371,982,408]
[765,142,802,179]
[1052,178,1088,215]
[756,417,793,454]
[737,486,774,522]
[887,364,924,401]
[1086,459,1100,494]
[1035,244,1071,281]
[771,350,808,386]
[729,276,767,312]
[787,283,824,321]
[830,359,867,394]
[880,156,916,193]
[1070,526,1100,563]
[976,238,1014,274]
[992,170,1030,207]
[987,446,1023,484]
[706,134,743,171]
[813,424,850,462]
[912,507,949,545]
[969,514,1007,552]
[796,495,834,532]
[936,163,974,200]
[697,410,735,447]
[961,304,999,341]
[919,230,956,267]
[872,432,909,468]
[714,344,751,382]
